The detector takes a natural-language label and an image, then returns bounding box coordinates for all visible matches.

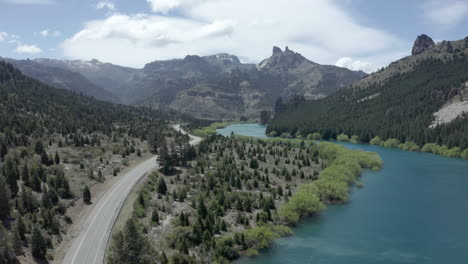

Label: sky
[1,0,468,72]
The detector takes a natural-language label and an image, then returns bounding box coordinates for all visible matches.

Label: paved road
[62,125,201,264]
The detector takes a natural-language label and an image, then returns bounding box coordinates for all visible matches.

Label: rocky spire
[411,34,435,55]
[273,46,282,55]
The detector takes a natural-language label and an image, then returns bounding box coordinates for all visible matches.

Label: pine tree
[12,224,23,255]
[22,163,29,186]
[157,177,167,195]
[31,226,47,259]
[97,170,104,183]
[0,176,11,221]
[0,143,7,161]
[34,140,44,155]
[151,209,159,224]
[54,151,60,164]
[198,196,207,219]
[4,156,19,197]
[41,151,49,166]
[83,185,91,204]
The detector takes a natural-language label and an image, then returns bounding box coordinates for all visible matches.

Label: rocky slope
[124,47,365,119]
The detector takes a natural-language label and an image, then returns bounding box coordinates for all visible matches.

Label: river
[217,123,468,264]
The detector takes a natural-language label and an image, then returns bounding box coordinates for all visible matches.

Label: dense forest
[0,61,182,263]
[268,56,468,155]
[108,135,382,263]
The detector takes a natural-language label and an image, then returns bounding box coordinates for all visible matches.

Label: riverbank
[268,130,468,160]
[105,129,383,263]
[218,123,468,264]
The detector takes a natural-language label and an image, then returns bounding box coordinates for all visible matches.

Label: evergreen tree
[21,163,29,186]
[151,209,159,224]
[0,144,7,161]
[4,156,19,197]
[83,185,91,204]
[157,178,167,195]
[31,226,47,259]
[0,176,11,221]
[12,224,23,255]
[34,140,44,155]
[54,151,60,164]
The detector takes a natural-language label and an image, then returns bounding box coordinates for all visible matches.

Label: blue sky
[1,0,468,72]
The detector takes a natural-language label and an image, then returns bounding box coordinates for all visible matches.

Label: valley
[1,2,468,263]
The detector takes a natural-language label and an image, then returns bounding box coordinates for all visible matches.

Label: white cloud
[39,29,61,37]
[0,32,8,42]
[2,0,53,4]
[336,57,373,73]
[422,0,468,27]
[62,0,405,70]
[14,44,42,54]
[95,1,116,11]
[145,0,198,14]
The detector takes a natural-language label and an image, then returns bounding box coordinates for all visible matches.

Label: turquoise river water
[217,123,468,264]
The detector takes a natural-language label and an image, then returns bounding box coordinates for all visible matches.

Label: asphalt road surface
[62,125,201,264]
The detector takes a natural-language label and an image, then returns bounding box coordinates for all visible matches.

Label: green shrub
[243,225,292,249]
[278,183,325,224]
[370,136,382,145]
[350,135,360,143]
[399,141,420,151]
[462,148,468,159]
[337,134,349,142]
[307,133,321,140]
[246,248,259,257]
[445,147,461,158]
[383,138,400,148]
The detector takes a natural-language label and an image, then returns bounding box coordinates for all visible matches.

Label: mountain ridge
[2,47,365,120]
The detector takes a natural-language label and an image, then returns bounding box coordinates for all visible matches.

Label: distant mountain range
[2,47,365,120]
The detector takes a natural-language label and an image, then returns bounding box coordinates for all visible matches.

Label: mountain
[129,47,365,119]
[267,35,468,151]
[1,58,119,102]
[257,46,367,99]
[18,47,365,120]
[34,58,138,101]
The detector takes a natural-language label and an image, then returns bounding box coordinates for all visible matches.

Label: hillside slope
[268,36,468,152]
[0,61,181,263]
[2,58,119,103]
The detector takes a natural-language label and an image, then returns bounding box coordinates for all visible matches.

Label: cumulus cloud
[0,32,7,42]
[145,0,200,14]
[14,44,42,54]
[62,0,405,70]
[95,1,115,11]
[39,29,61,37]
[422,0,468,27]
[336,57,373,73]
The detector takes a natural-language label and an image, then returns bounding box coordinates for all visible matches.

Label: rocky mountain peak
[273,46,283,55]
[412,34,435,55]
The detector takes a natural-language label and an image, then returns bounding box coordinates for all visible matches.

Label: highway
[62,125,201,264]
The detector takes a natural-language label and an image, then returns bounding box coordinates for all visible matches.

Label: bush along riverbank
[267,130,468,160]
[107,134,382,263]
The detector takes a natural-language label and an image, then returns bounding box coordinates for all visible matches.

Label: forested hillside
[0,61,179,263]
[268,56,468,156]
